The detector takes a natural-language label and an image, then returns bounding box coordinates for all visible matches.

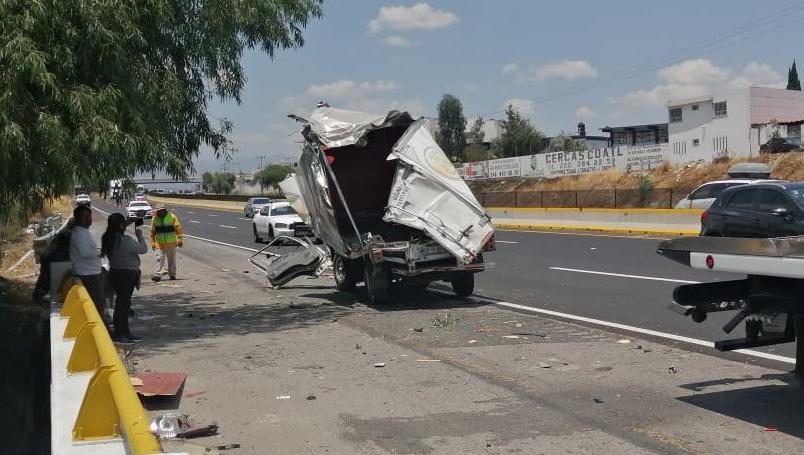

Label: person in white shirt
[69,205,106,315]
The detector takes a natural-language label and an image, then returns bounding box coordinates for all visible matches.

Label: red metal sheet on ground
[131,372,187,397]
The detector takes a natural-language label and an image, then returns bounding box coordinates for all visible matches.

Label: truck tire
[451,272,475,297]
[334,255,360,292]
[364,262,390,305]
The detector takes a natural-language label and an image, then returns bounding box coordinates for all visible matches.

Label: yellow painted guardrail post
[61,283,163,454]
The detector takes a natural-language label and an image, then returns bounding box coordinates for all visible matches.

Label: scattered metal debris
[306,394,317,400]
[668,365,679,374]
[374,363,386,368]
[276,395,291,400]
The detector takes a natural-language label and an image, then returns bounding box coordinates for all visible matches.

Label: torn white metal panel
[385,120,493,264]
[278,173,309,222]
[307,107,390,149]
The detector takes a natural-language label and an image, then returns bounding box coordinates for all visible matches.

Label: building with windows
[600,123,669,147]
[667,86,804,161]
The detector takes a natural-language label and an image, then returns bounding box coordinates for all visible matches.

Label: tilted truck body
[253,107,495,303]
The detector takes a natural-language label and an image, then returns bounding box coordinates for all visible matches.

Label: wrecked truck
[251,107,495,304]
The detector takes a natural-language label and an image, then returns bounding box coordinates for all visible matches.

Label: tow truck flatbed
[657,235,804,375]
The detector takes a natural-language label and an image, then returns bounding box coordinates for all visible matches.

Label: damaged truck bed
[250,107,495,303]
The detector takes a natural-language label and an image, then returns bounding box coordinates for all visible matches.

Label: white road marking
[484,299,795,365]
[189,220,200,224]
[495,240,519,244]
[93,204,795,366]
[238,218,251,221]
[549,266,699,284]
[187,211,196,214]
[219,225,237,229]
[208,214,218,217]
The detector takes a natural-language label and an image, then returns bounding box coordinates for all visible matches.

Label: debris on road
[184,390,205,398]
[355,342,361,349]
[131,372,187,398]
[668,365,679,374]
[374,363,386,368]
[502,335,520,339]
[432,313,457,328]
[208,444,241,452]
[276,395,291,400]
[510,332,548,338]
[593,398,604,404]
[536,362,552,369]
[413,327,424,332]
[306,394,317,400]
[467,339,478,344]
[616,339,631,344]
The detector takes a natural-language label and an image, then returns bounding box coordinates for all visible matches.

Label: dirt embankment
[468,152,804,194]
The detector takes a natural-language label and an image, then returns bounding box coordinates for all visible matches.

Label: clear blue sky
[197,0,804,172]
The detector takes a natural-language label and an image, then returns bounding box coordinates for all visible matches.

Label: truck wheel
[451,272,475,297]
[364,262,390,305]
[334,255,360,292]
[253,226,262,243]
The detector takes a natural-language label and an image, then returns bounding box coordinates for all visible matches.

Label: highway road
[93,198,796,361]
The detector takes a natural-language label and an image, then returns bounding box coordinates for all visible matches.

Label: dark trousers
[78,273,106,317]
[109,269,139,336]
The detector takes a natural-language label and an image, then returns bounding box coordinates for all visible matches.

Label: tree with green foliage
[435,94,467,162]
[547,131,587,153]
[494,105,545,158]
[202,172,215,193]
[788,60,801,91]
[0,0,323,219]
[210,172,236,194]
[255,164,293,192]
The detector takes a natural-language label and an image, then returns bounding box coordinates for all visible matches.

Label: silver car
[675,179,782,209]
[244,197,272,218]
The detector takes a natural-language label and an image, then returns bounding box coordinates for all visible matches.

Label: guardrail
[51,275,185,454]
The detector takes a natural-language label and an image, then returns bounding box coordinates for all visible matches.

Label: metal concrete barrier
[487,207,703,236]
[51,278,185,455]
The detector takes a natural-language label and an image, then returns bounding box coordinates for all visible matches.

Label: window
[259,206,270,216]
[670,107,683,123]
[714,101,727,117]
[270,205,296,216]
[759,189,792,213]
[692,104,699,111]
[635,131,655,144]
[692,139,700,147]
[613,131,629,145]
[726,188,758,209]
[252,198,270,204]
[689,182,742,200]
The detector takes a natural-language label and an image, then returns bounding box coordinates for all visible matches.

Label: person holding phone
[101,213,148,343]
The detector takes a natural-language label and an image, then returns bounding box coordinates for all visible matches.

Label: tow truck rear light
[700,210,709,224]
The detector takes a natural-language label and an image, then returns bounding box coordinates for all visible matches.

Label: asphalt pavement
[93,198,796,361]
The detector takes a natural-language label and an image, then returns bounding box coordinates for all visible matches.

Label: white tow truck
[657,235,804,374]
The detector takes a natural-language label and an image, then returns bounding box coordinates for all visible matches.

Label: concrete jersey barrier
[487,207,703,236]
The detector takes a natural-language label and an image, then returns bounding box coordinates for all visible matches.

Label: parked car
[244,197,272,218]
[675,163,780,209]
[127,200,153,219]
[760,137,799,154]
[252,202,303,242]
[76,194,91,207]
[700,182,804,237]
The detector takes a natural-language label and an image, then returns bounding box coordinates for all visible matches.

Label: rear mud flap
[249,236,330,288]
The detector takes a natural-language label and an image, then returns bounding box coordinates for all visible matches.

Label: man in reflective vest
[150,205,184,282]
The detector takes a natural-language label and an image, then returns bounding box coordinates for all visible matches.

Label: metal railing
[476,188,695,209]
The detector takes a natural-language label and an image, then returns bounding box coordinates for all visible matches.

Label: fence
[477,188,695,209]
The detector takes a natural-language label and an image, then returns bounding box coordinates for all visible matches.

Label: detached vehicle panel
[252,107,495,303]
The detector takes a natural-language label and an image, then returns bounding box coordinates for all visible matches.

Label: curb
[493,222,699,237]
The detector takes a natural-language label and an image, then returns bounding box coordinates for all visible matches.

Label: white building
[667,86,804,162]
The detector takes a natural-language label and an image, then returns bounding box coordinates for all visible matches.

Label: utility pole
[258,155,266,170]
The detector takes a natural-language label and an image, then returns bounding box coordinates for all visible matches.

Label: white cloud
[501,63,519,76]
[368,3,458,33]
[383,35,413,47]
[501,98,533,116]
[503,59,598,83]
[611,59,786,110]
[305,79,398,99]
[575,106,598,120]
[657,58,731,85]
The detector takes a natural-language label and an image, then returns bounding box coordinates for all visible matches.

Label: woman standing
[101,213,148,343]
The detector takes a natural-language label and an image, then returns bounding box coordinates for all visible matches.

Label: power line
[487,1,804,116]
